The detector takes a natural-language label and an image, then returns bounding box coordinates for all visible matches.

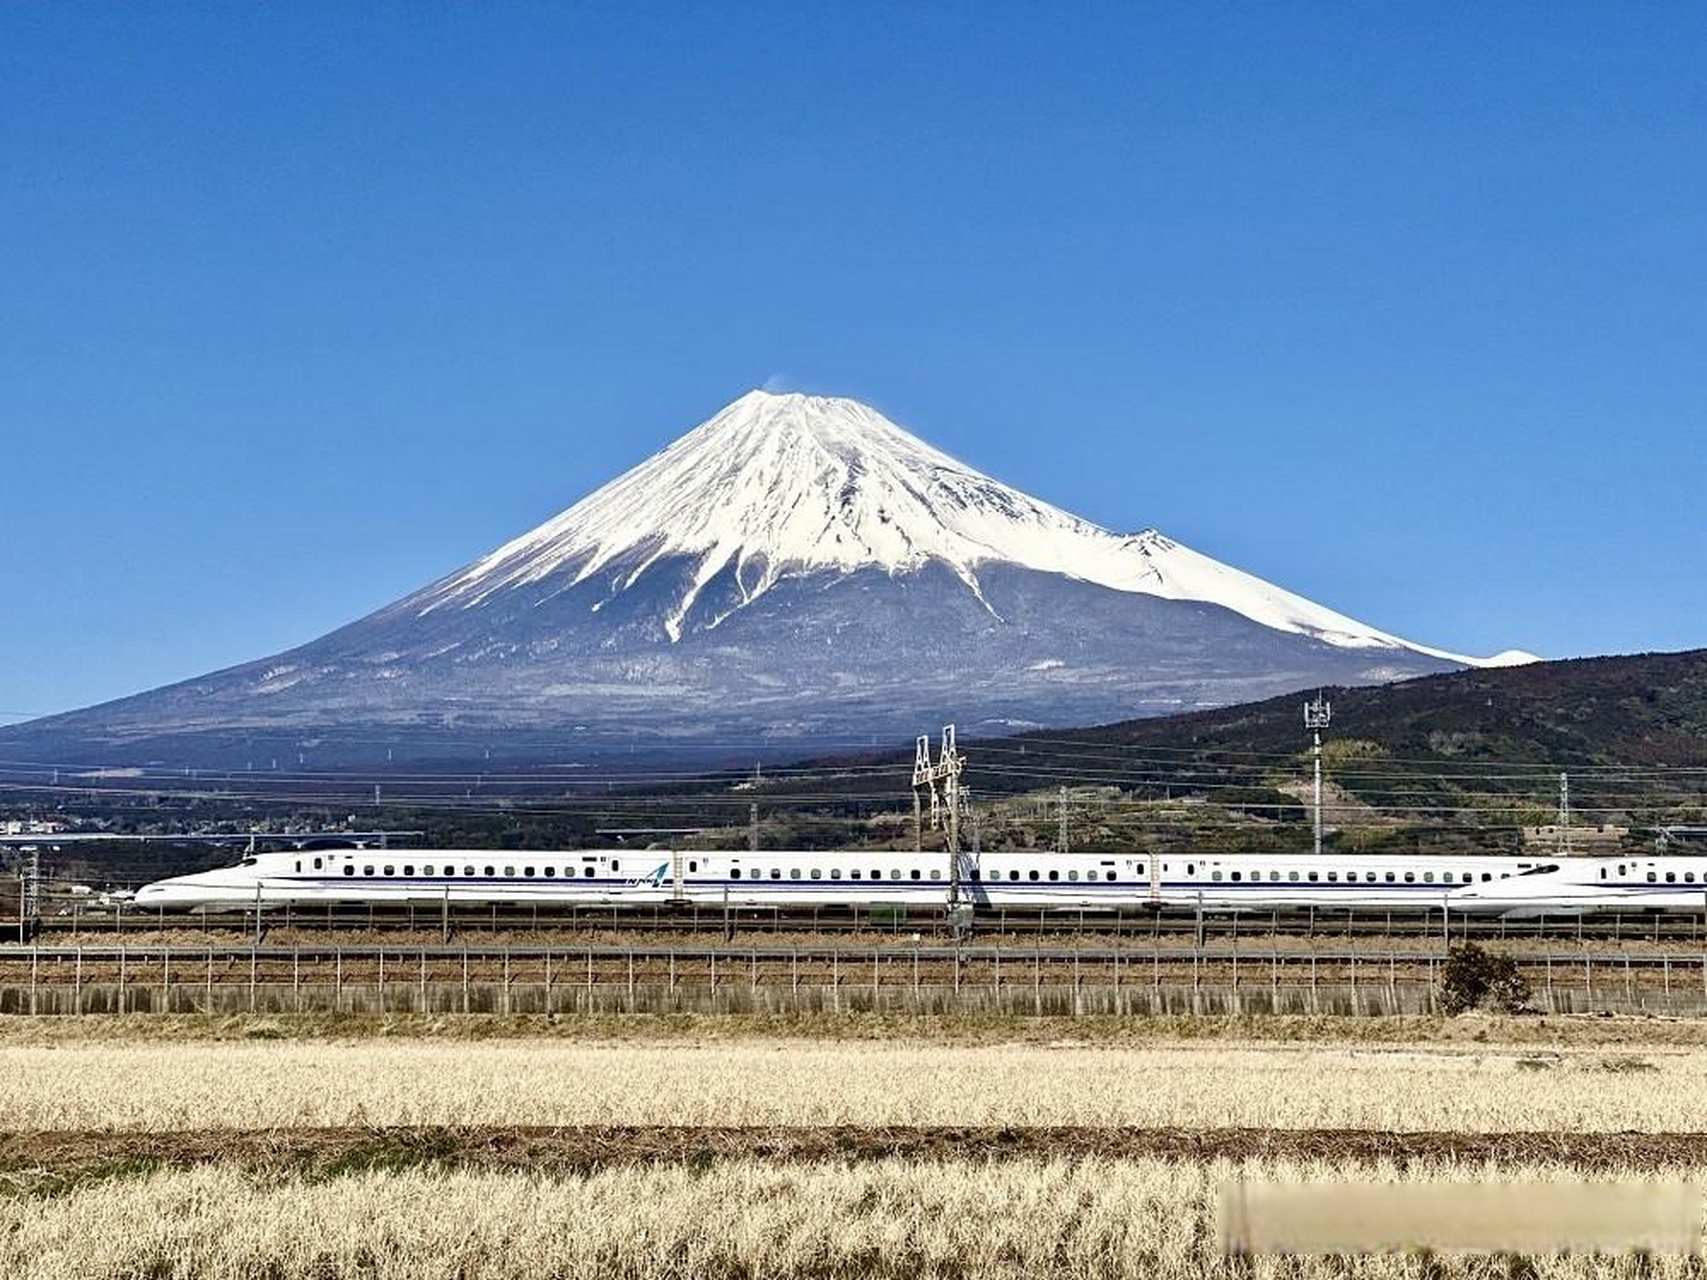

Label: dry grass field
[0,1035,1699,1132]
[2,1158,1703,1280]
[4,1015,1707,1277]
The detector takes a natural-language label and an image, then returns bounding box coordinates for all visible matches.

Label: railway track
[21,898,1707,945]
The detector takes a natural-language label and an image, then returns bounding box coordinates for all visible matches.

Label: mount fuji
[9,391,1534,767]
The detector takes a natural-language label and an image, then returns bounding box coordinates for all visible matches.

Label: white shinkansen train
[129,846,1707,916]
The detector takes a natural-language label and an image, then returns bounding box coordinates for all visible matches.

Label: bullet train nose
[133,876,236,910]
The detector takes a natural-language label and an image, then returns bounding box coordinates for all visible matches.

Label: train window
[1028,870,1040,881]
[790,869,801,880]
[544,867,555,878]
[1009,870,1019,881]
[343,865,355,877]
[811,869,822,880]
[611,861,619,872]
[1403,872,1414,883]
[850,870,861,880]
[1048,870,1059,881]
[502,866,514,877]
[1666,872,1677,883]
[1308,871,1319,882]
[1068,870,1079,881]
[1186,863,1195,875]
[731,868,742,880]
[404,865,415,876]
[294,860,302,873]
[689,861,698,873]
[929,870,940,880]
[872,869,881,880]
[1288,871,1300,882]
[1422,872,1433,884]
[1599,868,1607,880]
[484,866,495,877]
[770,868,782,880]
[383,865,395,876]
[910,870,921,880]
[1481,873,1491,882]
[524,867,535,878]
[1689,872,1698,884]
[363,866,375,877]
[830,869,842,880]
[888,869,900,880]
[1211,871,1222,882]
[1648,872,1658,883]
[1384,872,1395,883]
[1230,871,1242,882]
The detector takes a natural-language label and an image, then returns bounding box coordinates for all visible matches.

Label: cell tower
[912,725,965,905]
[1303,692,1332,857]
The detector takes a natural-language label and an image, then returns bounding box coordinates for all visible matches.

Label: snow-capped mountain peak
[415,390,1532,666]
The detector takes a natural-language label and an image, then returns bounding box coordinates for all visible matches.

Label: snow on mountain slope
[416,390,1532,667]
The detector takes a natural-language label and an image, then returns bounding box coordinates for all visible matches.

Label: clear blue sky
[3,3,1703,721]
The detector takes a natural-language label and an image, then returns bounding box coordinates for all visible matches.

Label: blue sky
[3,3,1703,720]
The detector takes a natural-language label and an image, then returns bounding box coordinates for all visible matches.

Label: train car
[133,846,1560,914]
[1447,856,1707,916]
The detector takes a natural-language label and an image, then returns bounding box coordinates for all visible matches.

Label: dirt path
[5,1125,1705,1185]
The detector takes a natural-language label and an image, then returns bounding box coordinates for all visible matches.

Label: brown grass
[4,1009,1707,1048]
[2,1037,1703,1133]
[2,1157,1702,1279]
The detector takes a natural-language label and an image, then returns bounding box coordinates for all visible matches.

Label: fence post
[119,945,127,1014]
[159,948,168,1014]
[544,950,553,1014]
[74,946,83,1016]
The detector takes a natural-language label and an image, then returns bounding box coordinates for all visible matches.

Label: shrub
[1439,943,1532,1015]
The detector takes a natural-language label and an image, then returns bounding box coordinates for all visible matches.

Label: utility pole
[1557,773,1571,857]
[1058,786,1069,854]
[913,725,966,912]
[23,846,39,932]
[1304,693,1332,857]
[749,802,759,853]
